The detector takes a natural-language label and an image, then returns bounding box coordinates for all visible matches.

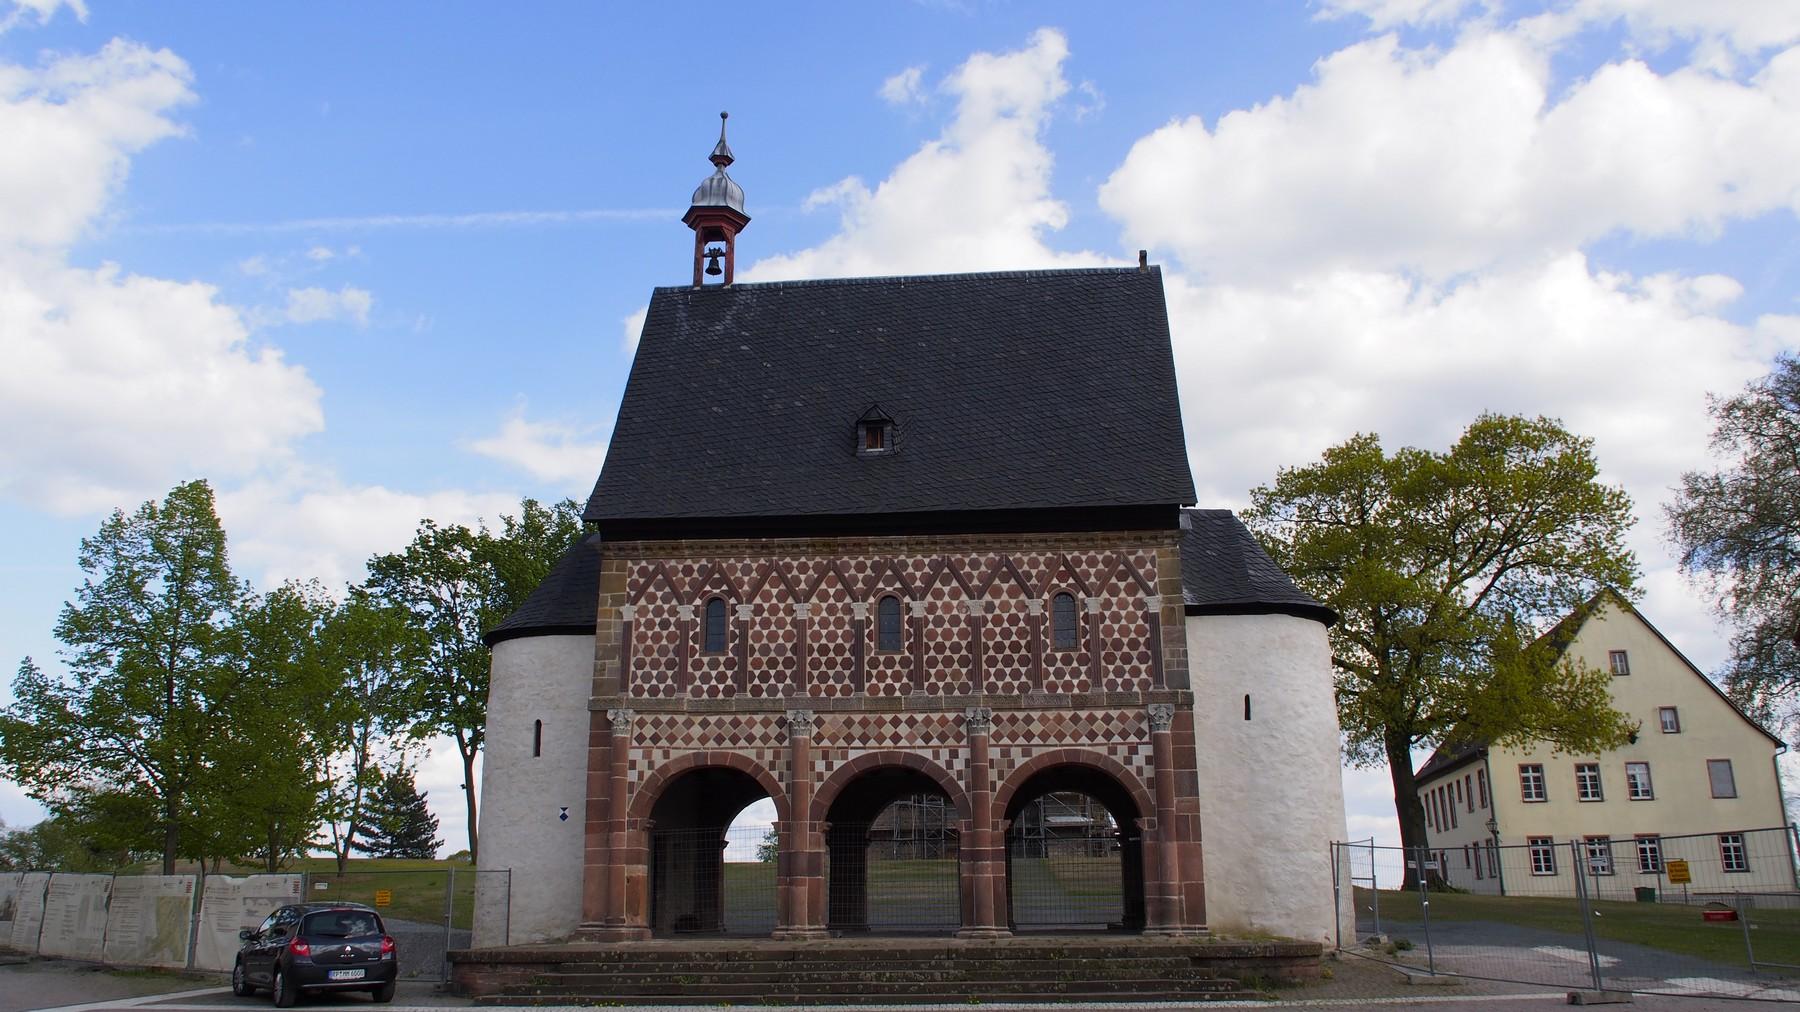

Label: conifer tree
[352,769,442,860]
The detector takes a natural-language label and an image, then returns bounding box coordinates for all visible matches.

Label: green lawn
[1355,886,1800,971]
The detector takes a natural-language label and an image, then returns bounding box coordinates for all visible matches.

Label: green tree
[314,590,423,873]
[1245,415,1640,881]
[0,793,158,871]
[364,498,586,863]
[1667,355,1800,736]
[757,826,779,863]
[0,481,246,874]
[352,768,442,859]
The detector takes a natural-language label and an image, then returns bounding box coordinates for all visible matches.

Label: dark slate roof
[1415,740,1487,782]
[484,535,602,646]
[1177,509,1335,625]
[585,268,1197,523]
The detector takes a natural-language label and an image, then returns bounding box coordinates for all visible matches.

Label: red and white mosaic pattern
[623,549,1159,699]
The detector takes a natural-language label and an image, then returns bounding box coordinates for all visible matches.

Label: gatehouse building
[472,118,1350,947]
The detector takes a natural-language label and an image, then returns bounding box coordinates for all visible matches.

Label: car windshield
[301,910,382,937]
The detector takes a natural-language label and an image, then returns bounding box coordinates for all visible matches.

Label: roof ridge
[651,265,1155,294]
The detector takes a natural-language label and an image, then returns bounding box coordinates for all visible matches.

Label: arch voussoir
[809,749,971,823]
[626,749,791,823]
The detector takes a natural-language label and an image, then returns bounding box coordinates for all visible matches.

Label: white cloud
[1099,30,1800,283]
[217,470,521,591]
[1315,0,1487,30]
[879,65,927,106]
[0,39,326,514]
[749,28,1113,281]
[280,283,372,326]
[620,304,647,352]
[304,245,333,261]
[465,411,608,487]
[0,0,86,34]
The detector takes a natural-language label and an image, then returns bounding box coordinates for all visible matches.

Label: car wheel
[271,967,296,1008]
[371,979,396,1003]
[232,959,255,996]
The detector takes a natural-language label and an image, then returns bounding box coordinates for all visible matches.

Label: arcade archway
[820,763,963,934]
[644,763,778,935]
[1001,762,1147,932]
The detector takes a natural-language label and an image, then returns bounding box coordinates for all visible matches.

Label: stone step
[534,965,1226,987]
[538,956,1209,975]
[523,944,1197,964]
[479,988,1263,1007]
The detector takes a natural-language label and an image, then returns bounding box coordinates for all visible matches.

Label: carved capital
[792,602,812,620]
[907,600,928,618]
[786,708,816,736]
[1142,594,1162,611]
[674,603,696,621]
[1083,596,1103,614]
[606,708,635,731]
[1147,703,1176,733]
[963,706,993,736]
[1024,598,1044,616]
[963,599,987,617]
[619,604,638,621]
[849,601,870,621]
[735,603,755,621]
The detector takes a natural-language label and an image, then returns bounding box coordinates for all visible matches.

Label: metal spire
[710,111,734,168]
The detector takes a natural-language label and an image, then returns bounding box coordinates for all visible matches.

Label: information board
[0,872,22,948]
[1666,859,1692,884]
[102,875,196,969]
[193,874,302,973]
[7,872,50,954]
[37,873,112,961]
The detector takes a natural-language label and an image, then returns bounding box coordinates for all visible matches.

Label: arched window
[1051,592,1078,650]
[877,595,903,652]
[703,597,728,653]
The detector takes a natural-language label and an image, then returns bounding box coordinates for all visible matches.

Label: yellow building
[1414,592,1794,901]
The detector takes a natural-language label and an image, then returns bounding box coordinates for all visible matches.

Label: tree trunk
[161,796,180,876]
[1385,734,1430,890]
[460,743,479,863]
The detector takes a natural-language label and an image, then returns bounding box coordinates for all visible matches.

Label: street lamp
[1486,816,1505,896]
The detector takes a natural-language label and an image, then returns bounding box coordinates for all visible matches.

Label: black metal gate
[649,826,776,936]
[1005,793,1134,931]
[827,796,961,933]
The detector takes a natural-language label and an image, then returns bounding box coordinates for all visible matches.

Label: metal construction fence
[0,865,507,985]
[1334,828,1800,1002]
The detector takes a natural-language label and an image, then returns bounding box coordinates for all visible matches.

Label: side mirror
[238,928,253,941]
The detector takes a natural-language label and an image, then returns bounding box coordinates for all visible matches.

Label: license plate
[327,969,365,981]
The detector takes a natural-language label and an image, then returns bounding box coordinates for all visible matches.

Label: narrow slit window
[703,597,728,653]
[1051,592,1078,650]
[877,595,903,652]
[533,719,542,758]
[1243,694,1252,720]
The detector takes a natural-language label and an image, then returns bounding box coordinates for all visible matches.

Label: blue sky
[3,0,1798,857]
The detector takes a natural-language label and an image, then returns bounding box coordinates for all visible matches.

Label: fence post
[1572,841,1603,992]
[1738,894,1755,971]
[504,870,512,947]
[443,867,456,985]
[1330,843,1342,951]
[1369,840,1381,939]
[1414,845,1435,976]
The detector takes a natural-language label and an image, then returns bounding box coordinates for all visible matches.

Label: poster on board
[193,874,302,973]
[8,872,52,954]
[37,873,112,961]
[102,875,197,969]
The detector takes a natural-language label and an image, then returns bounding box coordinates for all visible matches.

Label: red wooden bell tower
[684,112,751,286]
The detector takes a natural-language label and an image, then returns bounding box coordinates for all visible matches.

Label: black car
[232,902,398,1006]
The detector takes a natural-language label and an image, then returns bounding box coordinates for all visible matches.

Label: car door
[245,910,280,984]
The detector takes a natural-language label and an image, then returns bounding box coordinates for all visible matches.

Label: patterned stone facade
[578,531,1205,939]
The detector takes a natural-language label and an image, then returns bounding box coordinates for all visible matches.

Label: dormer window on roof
[856,405,895,456]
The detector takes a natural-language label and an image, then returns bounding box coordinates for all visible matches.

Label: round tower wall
[1185,612,1351,946]
[473,633,595,946]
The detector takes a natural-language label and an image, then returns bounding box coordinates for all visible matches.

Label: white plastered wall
[1187,612,1352,946]
[473,633,594,946]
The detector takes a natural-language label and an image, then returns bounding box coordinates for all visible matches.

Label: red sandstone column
[776,707,828,939]
[1143,702,1193,934]
[957,706,1009,938]
[605,707,651,939]
[578,706,613,930]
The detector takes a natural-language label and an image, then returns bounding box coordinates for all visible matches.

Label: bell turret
[683,112,751,286]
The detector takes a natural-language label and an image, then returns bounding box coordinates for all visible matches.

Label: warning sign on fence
[1666,859,1692,884]
[374,889,391,907]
